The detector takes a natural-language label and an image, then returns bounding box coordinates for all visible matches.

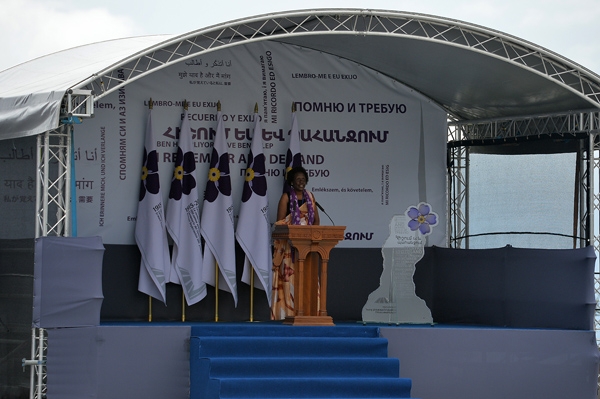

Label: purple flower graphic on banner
[285,150,302,180]
[169,147,197,201]
[242,152,267,202]
[139,148,160,202]
[406,202,438,236]
[204,148,231,203]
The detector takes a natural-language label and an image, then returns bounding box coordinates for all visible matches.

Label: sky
[1,0,599,74]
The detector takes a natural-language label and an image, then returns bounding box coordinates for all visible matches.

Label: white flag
[166,109,207,305]
[284,110,302,192]
[135,110,170,304]
[236,113,271,305]
[200,111,238,306]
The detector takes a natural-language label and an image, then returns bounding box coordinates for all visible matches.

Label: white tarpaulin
[0,35,172,140]
[72,41,447,248]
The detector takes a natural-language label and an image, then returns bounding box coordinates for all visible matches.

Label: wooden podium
[272,225,345,326]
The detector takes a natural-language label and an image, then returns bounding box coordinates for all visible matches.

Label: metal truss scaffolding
[447,131,469,249]
[447,109,600,344]
[64,10,600,108]
[22,329,47,399]
[25,124,72,399]
[25,88,92,399]
[591,129,600,341]
[35,124,72,238]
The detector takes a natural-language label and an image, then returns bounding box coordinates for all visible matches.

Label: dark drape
[33,236,105,328]
[414,245,596,329]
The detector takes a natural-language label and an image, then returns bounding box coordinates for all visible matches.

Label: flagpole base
[283,315,334,326]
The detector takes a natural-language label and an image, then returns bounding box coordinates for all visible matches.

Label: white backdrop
[72,41,447,248]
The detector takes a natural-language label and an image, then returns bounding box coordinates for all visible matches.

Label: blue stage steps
[190,323,415,399]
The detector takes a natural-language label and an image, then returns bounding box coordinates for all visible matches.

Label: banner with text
[72,41,448,248]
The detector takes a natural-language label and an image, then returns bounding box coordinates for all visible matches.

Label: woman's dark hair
[286,166,309,186]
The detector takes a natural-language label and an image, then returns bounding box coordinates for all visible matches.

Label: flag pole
[249,268,255,322]
[214,99,222,323]
[147,97,154,323]
[248,102,260,323]
[181,99,189,323]
[215,262,219,322]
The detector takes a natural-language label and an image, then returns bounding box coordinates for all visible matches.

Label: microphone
[315,202,335,225]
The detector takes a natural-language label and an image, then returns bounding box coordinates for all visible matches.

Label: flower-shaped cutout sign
[406,202,438,236]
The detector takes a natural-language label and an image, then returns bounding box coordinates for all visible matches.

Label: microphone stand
[315,202,335,225]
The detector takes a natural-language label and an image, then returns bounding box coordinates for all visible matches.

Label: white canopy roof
[0,35,173,140]
[1,9,599,141]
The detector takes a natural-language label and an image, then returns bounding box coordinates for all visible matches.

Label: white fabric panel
[45,325,599,399]
[383,327,600,399]
[47,325,190,399]
[73,41,448,249]
[0,35,173,139]
[0,92,63,140]
[32,236,105,328]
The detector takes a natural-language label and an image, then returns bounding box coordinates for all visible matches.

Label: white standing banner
[200,111,238,305]
[135,110,170,303]
[283,110,302,192]
[165,108,207,305]
[74,41,447,249]
[237,113,271,301]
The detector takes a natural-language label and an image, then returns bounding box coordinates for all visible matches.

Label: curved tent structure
[0,8,596,252]
[0,8,598,310]
[2,9,600,399]
[1,6,599,316]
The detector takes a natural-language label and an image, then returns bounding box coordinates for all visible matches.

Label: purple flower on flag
[139,148,160,202]
[285,149,302,179]
[204,148,231,202]
[169,147,197,201]
[241,152,267,202]
[406,203,438,236]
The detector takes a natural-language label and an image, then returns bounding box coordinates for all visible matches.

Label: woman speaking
[270,166,320,319]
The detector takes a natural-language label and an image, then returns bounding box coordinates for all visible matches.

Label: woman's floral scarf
[289,189,315,225]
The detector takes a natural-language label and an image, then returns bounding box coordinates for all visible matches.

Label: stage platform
[22,241,600,398]
[46,321,599,399]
